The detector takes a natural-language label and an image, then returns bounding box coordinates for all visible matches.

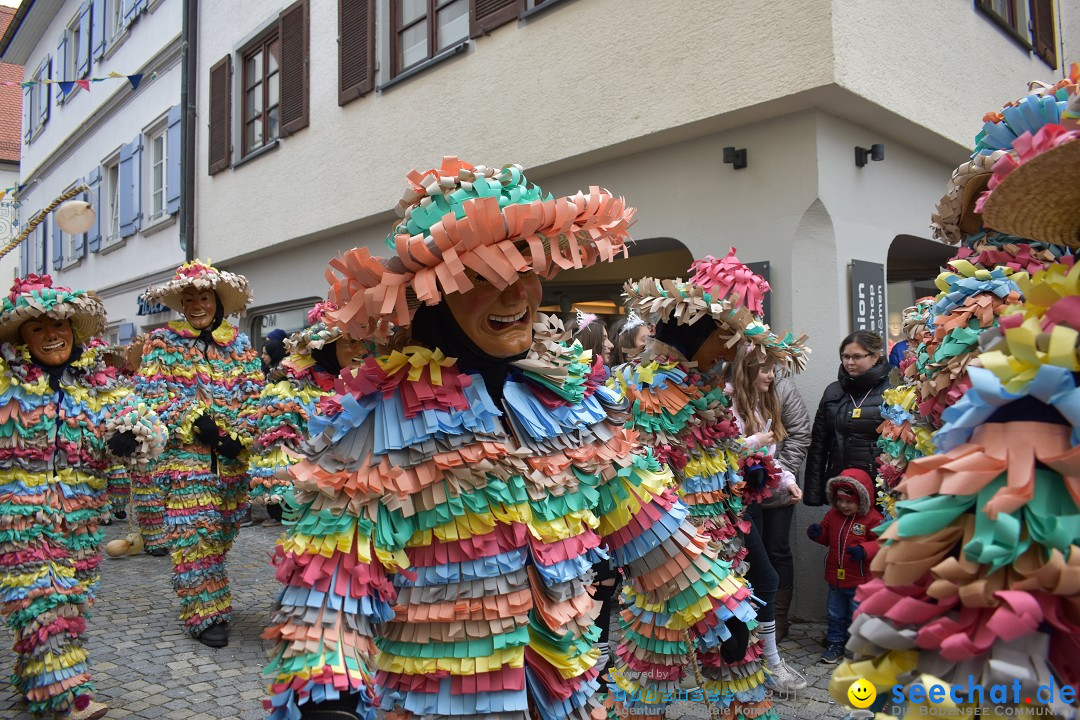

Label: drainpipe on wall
[179,0,197,262]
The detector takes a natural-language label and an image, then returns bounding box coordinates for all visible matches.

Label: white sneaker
[766,659,808,692]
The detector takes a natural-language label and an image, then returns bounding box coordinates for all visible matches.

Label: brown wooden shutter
[1029,0,1057,69]
[208,54,232,175]
[279,0,310,136]
[469,0,522,38]
[339,0,375,106]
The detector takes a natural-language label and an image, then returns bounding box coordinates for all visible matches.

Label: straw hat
[929,152,1006,245]
[980,117,1080,246]
[325,156,636,340]
[145,259,252,317]
[0,274,107,345]
[284,301,343,355]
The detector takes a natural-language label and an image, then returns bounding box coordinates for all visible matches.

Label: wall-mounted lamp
[855,144,885,168]
[723,146,748,170]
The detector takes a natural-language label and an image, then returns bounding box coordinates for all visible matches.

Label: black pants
[267,503,283,521]
[761,503,795,591]
[593,559,620,644]
[743,502,779,623]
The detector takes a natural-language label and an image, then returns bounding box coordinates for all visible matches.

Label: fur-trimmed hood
[826,468,874,516]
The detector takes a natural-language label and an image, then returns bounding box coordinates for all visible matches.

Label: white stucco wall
[0,165,20,286]
[833,0,1078,151]
[14,0,184,329]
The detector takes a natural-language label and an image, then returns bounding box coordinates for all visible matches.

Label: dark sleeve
[776,378,811,479]
[803,394,830,506]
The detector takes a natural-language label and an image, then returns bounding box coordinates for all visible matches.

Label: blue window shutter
[36,217,47,274]
[91,0,106,59]
[123,0,140,25]
[77,2,92,78]
[38,57,50,128]
[118,140,135,237]
[56,34,68,98]
[166,104,181,215]
[131,134,142,231]
[87,166,102,252]
[52,204,63,269]
[118,322,135,344]
[137,0,148,13]
[22,86,30,141]
[20,234,29,276]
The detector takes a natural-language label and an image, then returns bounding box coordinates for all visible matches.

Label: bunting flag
[0,184,29,203]
[2,70,155,93]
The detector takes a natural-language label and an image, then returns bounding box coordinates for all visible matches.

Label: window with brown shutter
[1029,0,1057,69]
[469,0,521,38]
[241,31,281,156]
[279,0,310,135]
[339,0,376,105]
[391,0,469,77]
[208,55,232,175]
[975,0,1032,48]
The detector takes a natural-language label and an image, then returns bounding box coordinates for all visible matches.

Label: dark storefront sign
[849,260,885,335]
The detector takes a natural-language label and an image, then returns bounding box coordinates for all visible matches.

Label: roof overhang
[1,0,67,66]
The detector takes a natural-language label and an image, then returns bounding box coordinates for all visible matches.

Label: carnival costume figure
[0,274,166,719]
[249,302,372,510]
[829,78,1080,717]
[614,251,811,705]
[263,157,769,720]
[137,260,265,647]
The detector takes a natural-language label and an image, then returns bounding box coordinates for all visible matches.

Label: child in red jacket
[806,468,883,663]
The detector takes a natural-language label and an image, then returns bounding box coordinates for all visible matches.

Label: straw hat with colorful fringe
[624,248,809,372]
[284,301,343,355]
[0,274,107,345]
[145,259,253,317]
[325,156,635,340]
[980,91,1080,246]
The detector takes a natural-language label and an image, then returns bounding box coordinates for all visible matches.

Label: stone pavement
[1,519,849,719]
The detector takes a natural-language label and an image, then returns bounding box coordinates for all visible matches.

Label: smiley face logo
[847,678,877,708]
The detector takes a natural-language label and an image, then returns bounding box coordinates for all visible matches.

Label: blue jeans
[826,586,858,645]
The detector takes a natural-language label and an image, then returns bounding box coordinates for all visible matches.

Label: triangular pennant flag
[20,81,33,88]
[57,81,75,95]
[108,71,126,78]
[0,190,7,202]
[76,79,90,91]
[127,73,143,91]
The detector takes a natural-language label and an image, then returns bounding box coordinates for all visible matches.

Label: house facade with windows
[0,5,23,287]
[193,0,1079,619]
[0,0,185,345]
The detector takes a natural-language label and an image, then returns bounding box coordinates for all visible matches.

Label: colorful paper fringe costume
[610,251,808,718]
[249,302,365,507]
[137,260,264,636]
[263,158,768,720]
[830,77,1080,717]
[0,274,166,715]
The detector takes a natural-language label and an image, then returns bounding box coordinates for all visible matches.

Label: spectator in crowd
[567,309,614,369]
[610,311,651,365]
[806,468,883,663]
[803,330,891,506]
[260,328,288,377]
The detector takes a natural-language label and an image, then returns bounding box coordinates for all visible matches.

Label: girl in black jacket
[804,330,892,507]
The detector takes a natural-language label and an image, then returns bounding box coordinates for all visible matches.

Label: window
[392,0,468,77]
[67,17,83,78]
[108,0,124,40]
[149,127,167,220]
[26,57,51,141]
[242,31,281,157]
[105,160,121,244]
[976,0,1057,68]
[208,1,307,174]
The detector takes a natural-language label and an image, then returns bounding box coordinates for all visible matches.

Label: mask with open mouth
[182,288,219,330]
[19,317,74,366]
[442,270,542,360]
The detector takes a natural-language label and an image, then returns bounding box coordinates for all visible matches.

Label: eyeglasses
[841,352,873,362]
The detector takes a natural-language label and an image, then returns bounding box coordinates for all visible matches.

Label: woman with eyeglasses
[803,330,892,507]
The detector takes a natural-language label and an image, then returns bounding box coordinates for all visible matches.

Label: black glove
[719,617,750,663]
[807,523,823,541]
[107,430,138,458]
[193,414,220,447]
[743,465,768,489]
[218,434,243,460]
[847,545,867,561]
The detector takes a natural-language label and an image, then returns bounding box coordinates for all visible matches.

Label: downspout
[179,0,197,261]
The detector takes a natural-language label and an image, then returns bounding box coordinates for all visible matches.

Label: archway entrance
[885,233,955,348]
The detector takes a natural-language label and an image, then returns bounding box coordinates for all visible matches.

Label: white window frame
[147,125,167,222]
[61,184,82,267]
[103,155,122,248]
[30,63,48,140]
[67,15,82,80]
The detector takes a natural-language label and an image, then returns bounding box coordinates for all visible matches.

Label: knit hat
[325,156,636,340]
[145,259,253,317]
[0,274,107,345]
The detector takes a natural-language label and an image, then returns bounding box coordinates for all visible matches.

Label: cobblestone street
[2,520,848,720]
